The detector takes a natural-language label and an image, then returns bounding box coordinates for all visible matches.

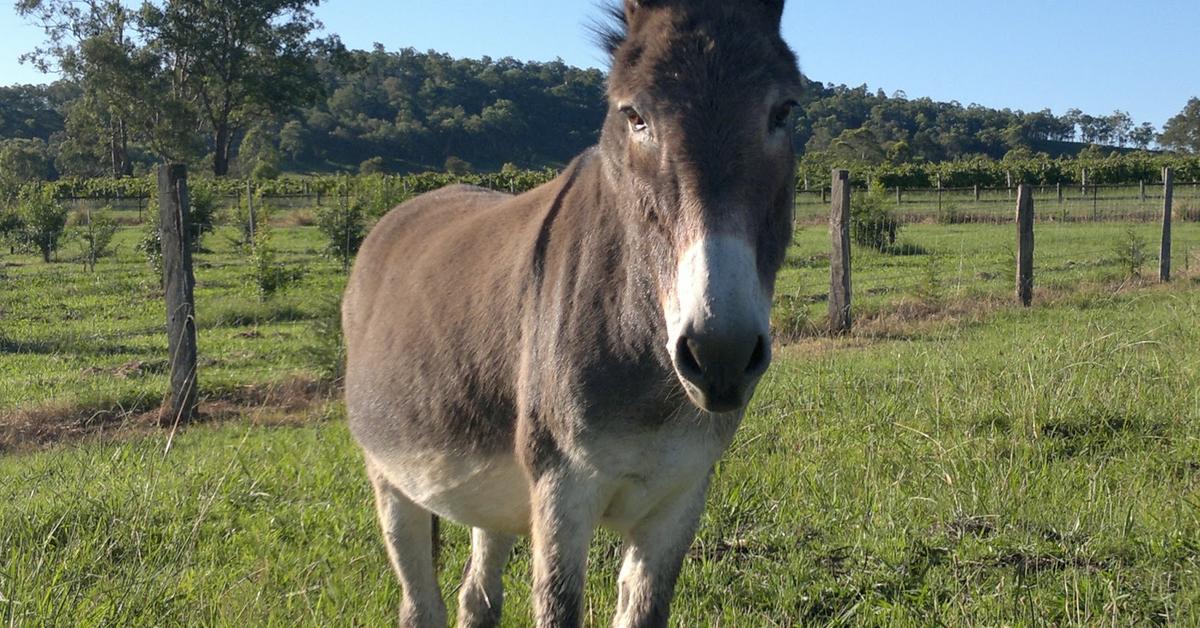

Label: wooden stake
[158,164,198,427]
[829,169,852,334]
[1016,183,1034,307]
[1161,167,1174,282]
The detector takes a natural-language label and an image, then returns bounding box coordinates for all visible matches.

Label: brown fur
[344,1,802,625]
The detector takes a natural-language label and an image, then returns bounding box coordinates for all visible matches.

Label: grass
[2,206,1200,624]
[0,222,345,414]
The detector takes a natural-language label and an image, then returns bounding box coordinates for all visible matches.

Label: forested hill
[0,46,1159,179]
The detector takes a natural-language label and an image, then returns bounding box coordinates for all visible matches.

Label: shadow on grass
[0,336,151,357]
[199,299,313,328]
[0,377,338,454]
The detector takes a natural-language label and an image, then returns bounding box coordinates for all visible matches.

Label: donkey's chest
[586,424,732,531]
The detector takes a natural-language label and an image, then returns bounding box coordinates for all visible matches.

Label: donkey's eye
[769,101,797,131]
[622,107,648,133]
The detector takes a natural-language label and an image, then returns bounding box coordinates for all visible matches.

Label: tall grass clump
[1113,226,1149,278]
[850,182,900,252]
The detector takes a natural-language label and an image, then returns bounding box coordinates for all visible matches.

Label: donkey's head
[598,0,802,413]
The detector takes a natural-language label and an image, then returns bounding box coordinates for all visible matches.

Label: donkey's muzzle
[672,329,771,413]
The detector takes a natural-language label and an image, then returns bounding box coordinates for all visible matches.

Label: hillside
[0,46,1159,179]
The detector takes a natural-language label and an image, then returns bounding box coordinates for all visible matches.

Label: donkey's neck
[531,148,672,372]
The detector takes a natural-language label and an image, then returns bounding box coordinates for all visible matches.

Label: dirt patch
[775,294,1002,355]
[775,272,1200,354]
[935,514,999,542]
[0,377,338,454]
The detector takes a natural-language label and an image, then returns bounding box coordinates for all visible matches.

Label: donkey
[342,1,802,625]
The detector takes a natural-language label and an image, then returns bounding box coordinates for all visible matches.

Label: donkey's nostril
[745,335,769,376]
[675,336,704,379]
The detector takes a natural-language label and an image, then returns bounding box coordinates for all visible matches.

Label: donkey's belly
[368,450,532,535]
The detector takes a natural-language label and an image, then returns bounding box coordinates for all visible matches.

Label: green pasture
[2,207,1200,625]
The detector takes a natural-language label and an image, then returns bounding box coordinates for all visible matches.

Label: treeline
[0,29,1193,182]
[794,84,1158,163]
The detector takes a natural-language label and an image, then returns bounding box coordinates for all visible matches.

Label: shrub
[444,156,472,175]
[144,184,217,251]
[937,204,961,225]
[1114,227,1149,278]
[914,254,945,305]
[302,296,346,383]
[75,208,119,271]
[315,196,366,272]
[252,159,281,181]
[249,228,305,300]
[850,182,900,252]
[11,187,68,262]
[137,224,163,275]
[138,186,218,273]
[186,186,218,251]
[0,206,20,242]
[359,156,386,175]
[228,191,272,247]
[770,293,814,343]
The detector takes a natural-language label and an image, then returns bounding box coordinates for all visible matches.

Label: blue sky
[2,1,1196,129]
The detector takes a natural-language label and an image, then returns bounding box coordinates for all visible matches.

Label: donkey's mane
[588,2,628,59]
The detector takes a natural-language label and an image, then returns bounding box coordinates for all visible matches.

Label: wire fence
[30,172,1200,343]
[794,183,1200,224]
[773,176,1200,333]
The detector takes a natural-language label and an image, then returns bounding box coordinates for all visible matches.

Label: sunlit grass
[2,210,1200,624]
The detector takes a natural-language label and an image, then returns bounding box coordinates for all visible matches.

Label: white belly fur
[367,420,729,536]
[368,450,533,535]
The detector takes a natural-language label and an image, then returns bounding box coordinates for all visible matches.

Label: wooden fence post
[246,179,256,242]
[1016,183,1034,307]
[829,169,852,334]
[936,175,943,218]
[158,164,198,427]
[1139,180,1146,203]
[1161,167,1173,282]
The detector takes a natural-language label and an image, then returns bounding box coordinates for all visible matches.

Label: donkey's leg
[367,462,447,628]
[530,473,602,628]
[611,477,710,628]
[456,527,517,628]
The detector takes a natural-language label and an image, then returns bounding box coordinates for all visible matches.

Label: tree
[1107,111,1134,147]
[140,0,326,176]
[19,0,326,176]
[1129,122,1157,150]
[0,138,55,183]
[18,0,199,170]
[17,0,141,176]
[1160,98,1200,154]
